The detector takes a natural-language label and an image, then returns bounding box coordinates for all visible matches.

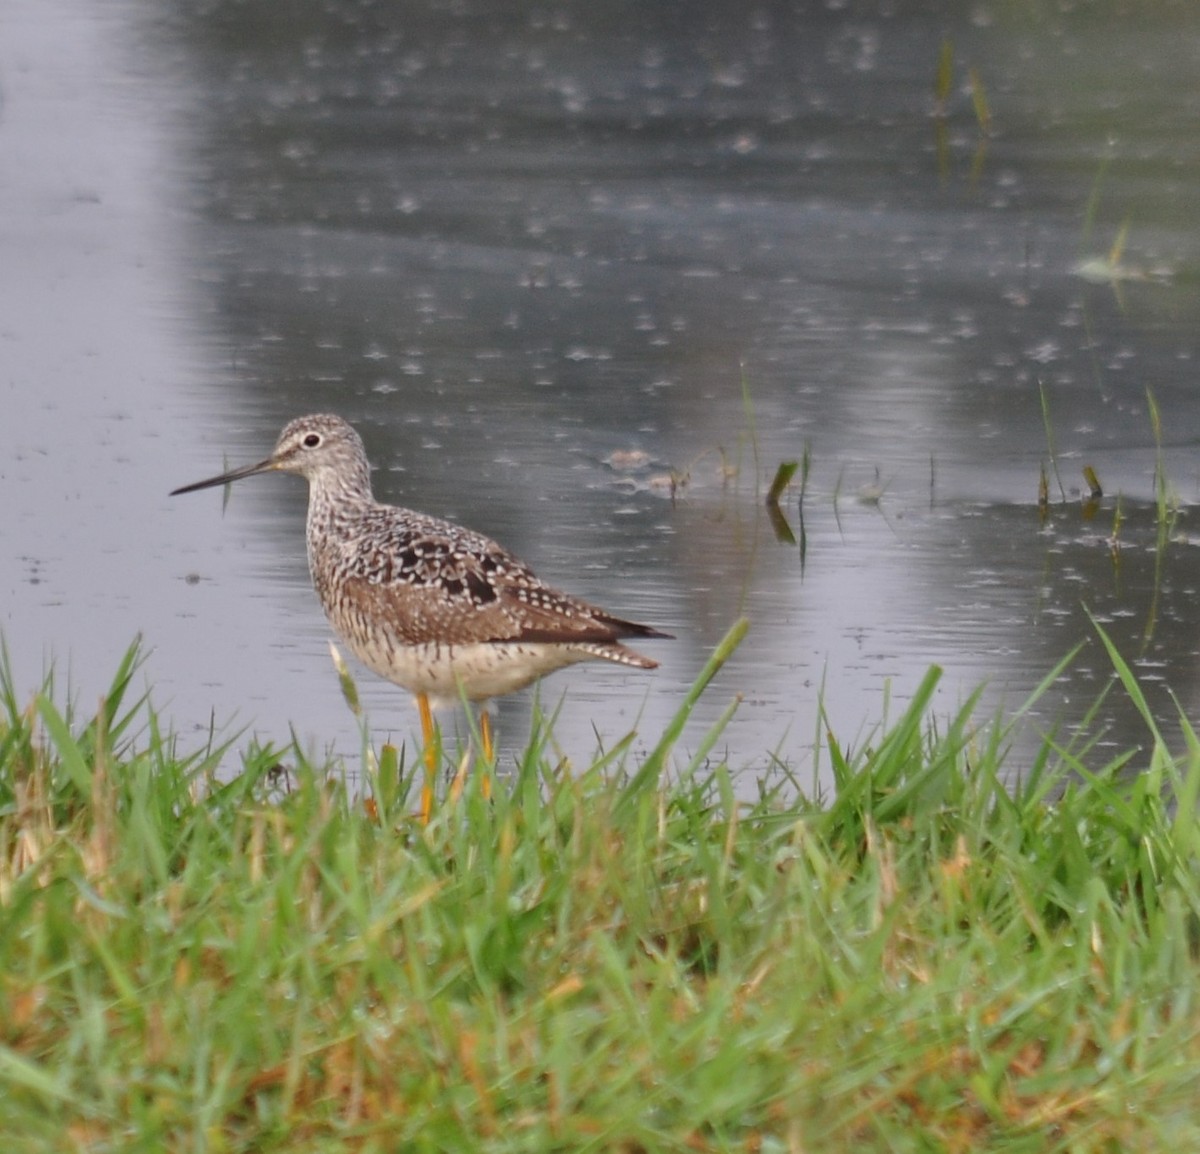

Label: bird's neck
[310,458,372,505]
[305,469,373,547]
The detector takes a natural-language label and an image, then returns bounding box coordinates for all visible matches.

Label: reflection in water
[4,0,1200,792]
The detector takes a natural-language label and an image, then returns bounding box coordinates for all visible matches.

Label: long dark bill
[170,457,277,496]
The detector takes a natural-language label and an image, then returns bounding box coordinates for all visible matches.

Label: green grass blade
[1086,609,1164,746]
[616,618,748,814]
[0,1045,77,1104]
[34,695,92,793]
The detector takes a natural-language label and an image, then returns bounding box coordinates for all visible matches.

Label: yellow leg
[418,692,437,824]
[479,711,494,800]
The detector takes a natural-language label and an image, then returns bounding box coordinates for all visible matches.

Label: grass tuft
[2,633,1200,1150]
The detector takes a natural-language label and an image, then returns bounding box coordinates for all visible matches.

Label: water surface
[5,1,1200,791]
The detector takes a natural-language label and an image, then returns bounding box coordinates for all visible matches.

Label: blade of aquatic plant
[797,446,812,569]
[616,618,748,815]
[1108,494,1124,569]
[1147,386,1171,535]
[1142,383,1171,556]
[1108,216,1130,268]
[739,365,761,493]
[766,460,799,545]
[766,461,798,505]
[968,66,991,135]
[832,464,845,537]
[217,453,235,513]
[765,502,795,546]
[1147,389,1164,471]
[1081,153,1113,249]
[1145,390,1177,632]
[1038,380,1066,503]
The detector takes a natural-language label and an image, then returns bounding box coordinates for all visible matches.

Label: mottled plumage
[172,413,670,712]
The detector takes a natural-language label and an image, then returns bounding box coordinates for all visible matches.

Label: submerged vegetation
[2,626,1200,1151]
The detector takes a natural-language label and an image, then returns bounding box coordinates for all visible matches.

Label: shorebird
[171,413,670,816]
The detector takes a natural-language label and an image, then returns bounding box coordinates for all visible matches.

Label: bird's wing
[336,509,641,648]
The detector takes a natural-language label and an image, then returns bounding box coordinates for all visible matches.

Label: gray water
[5,0,1200,792]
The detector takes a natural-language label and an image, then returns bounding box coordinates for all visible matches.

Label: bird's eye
[303,433,321,448]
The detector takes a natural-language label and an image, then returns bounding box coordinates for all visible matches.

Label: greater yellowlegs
[171,413,670,813]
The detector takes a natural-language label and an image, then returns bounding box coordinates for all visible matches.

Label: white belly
[343,634,591,708]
